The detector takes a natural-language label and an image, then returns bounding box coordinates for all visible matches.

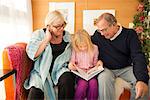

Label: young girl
[69,29,103,100]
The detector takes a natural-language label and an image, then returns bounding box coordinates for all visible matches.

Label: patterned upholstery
[3,43,33,100]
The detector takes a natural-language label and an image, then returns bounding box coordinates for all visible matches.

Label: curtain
[0,0,32,99]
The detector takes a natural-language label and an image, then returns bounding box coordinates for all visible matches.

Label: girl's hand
[68,62,77,70]
[87,60,103,74]
[96,60,103,67]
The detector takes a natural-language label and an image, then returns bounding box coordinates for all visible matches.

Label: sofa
[2,42,130,100]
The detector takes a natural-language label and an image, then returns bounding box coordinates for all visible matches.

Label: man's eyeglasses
[52,22,66,30]
[97,24,112,33]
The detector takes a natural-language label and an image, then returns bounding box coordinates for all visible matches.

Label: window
[0,0,32,99]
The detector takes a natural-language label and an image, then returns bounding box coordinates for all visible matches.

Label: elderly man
[91,13,149,100]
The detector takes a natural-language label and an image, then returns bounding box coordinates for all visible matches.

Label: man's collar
[110,24,122,41]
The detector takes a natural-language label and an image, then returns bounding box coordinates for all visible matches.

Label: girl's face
[77,42,88,51]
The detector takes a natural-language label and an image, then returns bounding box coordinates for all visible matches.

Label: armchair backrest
[2,42,34,100]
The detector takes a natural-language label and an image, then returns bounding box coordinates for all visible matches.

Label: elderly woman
[24,10,75,100]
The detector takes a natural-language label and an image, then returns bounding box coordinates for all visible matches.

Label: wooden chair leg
[2,50,15,100]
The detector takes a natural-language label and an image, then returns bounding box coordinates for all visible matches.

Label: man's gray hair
[95,13,117,26]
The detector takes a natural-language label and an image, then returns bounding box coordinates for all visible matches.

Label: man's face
[96,19,115,39]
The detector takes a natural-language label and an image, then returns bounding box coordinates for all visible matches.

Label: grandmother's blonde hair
[44,10,66,26]
[71,29,94,54]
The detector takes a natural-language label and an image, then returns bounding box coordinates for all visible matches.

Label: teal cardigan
[24,29,72,99]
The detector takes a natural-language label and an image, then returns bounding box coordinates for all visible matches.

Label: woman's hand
[45,25,52,42]
[68,62,77,70]
[34,26,52,58]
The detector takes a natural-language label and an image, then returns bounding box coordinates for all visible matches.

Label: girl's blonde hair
[71,29,94,54]
[44,10,66,26]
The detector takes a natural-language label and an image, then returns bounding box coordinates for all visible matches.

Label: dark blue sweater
[91,27,149,84]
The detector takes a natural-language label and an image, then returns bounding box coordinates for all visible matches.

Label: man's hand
[135,81,148,99]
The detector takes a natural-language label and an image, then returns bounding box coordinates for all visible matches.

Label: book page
[71,66,104,81]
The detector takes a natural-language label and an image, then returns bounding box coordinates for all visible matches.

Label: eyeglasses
[52,22,66,30]
[97,24,112,33]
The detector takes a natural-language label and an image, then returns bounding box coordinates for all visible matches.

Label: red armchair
[2,43,33,100]
[2,42,130,100]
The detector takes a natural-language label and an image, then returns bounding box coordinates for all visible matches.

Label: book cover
[71,66,104,81]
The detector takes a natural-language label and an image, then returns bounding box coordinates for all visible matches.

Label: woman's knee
[27,87,44,100]
[58,72,75,86]
[58,72,75,99]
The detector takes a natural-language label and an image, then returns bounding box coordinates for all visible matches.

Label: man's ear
[147,66,150,76]
[112,22,117,26]
[147,66,150,71]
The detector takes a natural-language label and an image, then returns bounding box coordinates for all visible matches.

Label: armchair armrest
[3,42,34,100]
[0,69,16,81]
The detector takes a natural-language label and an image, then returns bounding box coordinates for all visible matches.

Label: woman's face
[50,19,66,37]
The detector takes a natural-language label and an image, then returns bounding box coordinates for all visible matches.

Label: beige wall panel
[32,0,139,32]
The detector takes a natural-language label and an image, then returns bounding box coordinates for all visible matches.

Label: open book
[71,66,104,81]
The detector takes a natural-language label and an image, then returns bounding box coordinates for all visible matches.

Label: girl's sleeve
[70,49,76,63]
[93,45,99,66]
